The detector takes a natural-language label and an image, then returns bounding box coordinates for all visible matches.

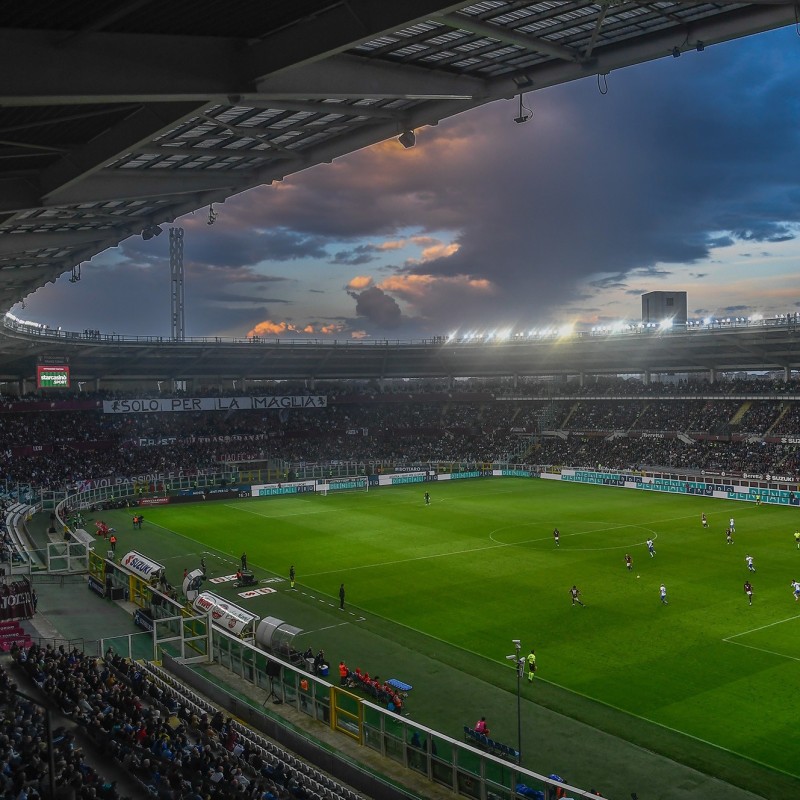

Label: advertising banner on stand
[0,579,35,621]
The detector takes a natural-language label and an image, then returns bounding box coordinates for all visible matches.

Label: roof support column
[709,368,717,384]
[578,372,585,388]
[785,366,792,382]
[643,370,651,385]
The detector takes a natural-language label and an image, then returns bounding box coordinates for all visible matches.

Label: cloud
[722,305,751,313]
[721,224,796,244]
[346,276,373,291]
[246,319,345,337]
[347,285,403,329]
[330,244,382,265]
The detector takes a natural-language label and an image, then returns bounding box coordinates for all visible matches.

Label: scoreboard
[36,364,70,389]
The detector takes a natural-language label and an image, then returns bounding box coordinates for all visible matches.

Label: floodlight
[671,47,681,58]
[141,223,163,240]
[398,130,416,149]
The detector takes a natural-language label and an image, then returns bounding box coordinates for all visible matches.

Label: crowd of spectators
[532,436,782,475]
[0,658,119,800]
[9,643,317,800]
[2,379,800,493]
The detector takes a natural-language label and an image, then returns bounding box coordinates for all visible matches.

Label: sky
[13,25,800,341]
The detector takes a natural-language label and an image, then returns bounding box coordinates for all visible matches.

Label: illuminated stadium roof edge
[1,2,798,383]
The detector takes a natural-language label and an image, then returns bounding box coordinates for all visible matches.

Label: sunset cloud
[346,276,374,291]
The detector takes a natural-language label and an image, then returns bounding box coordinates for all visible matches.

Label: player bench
[463,726,520,762]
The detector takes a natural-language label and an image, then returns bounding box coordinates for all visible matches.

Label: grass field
[100,477,800,788]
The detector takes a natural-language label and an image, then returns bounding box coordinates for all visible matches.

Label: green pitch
[102,478,800,784]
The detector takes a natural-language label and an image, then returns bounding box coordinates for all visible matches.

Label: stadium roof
[1,321,798,383]
[0,1,797,384]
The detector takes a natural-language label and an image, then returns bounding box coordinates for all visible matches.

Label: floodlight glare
[558,323,574,337]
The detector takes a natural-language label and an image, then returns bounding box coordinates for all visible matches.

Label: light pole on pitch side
[505,638,523,763]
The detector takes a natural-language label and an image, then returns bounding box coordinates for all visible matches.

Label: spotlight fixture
[398,130,416,149]
[696,41,705,52]
[141,223,163,240]
[671,46,681,58]
[514,93,532,124]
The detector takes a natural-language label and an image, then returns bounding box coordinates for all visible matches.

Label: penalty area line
[722,612,800,641]
[722,612,800,663]
[723,639,800,663]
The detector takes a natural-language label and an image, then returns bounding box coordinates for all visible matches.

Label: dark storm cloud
[589,277,628,290]
[330,244,381,265]
[197,293,291,305]
[730,224,795,243]
[215,28,798,335]
[119,225,328,269]
[186,227,327,266]
[347,286,404,329]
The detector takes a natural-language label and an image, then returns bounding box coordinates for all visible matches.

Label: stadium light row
[5,310,798,349]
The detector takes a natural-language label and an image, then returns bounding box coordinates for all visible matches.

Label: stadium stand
[2,382,800,492]
[8,641,363,800]
[2,503,39,569]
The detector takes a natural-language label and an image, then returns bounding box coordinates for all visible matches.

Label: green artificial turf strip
[101,478,800,791]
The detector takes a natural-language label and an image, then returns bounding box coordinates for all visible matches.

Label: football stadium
[2,5,800,800]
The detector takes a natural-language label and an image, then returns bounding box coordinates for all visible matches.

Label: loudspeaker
[266,660,281,678]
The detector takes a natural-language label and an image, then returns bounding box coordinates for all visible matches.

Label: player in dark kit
[424,491,430,506]
[744,581,753,605]
[553,528,560,547]
[569,585,585,607]
[625,553,633,571]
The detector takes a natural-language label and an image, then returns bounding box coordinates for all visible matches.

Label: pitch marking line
[723,612,800,640]
[300,622,351,637]
[222,503,337,520]
[723,613,800,662]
